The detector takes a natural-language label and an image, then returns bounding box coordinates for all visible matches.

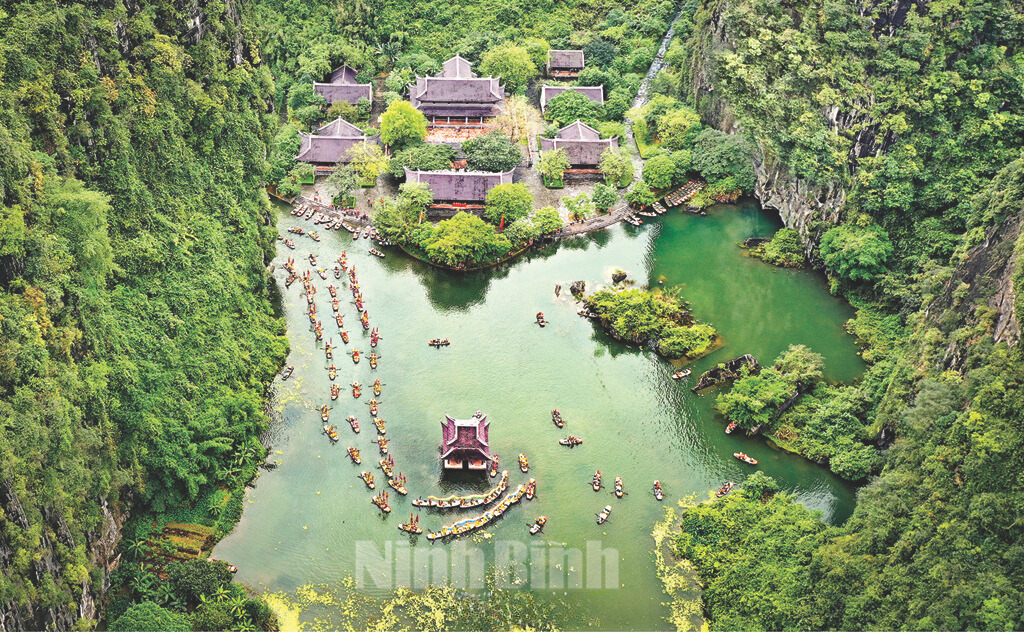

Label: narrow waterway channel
[216,199,863,629]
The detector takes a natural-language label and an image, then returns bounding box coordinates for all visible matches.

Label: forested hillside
[0,0,286,628]
[661,0,1024,629]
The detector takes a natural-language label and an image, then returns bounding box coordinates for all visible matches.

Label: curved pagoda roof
[409,55,505,118]
[540,120,618,167]
[314,64,372,105]
[404,167,514,203]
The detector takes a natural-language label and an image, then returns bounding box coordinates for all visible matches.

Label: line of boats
[425,480,536,541]
[412,470,510,509]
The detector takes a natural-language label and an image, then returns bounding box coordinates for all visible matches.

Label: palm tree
[228,595,247,617]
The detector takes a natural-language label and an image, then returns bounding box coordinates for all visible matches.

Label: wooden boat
[379,455,395,478]
[536,312,547,327]
[369,248,385,258]
[328,284,337,297]
[310,232,320,242]
[320,405,329,423]
[398,513,422,534]
[330,384,340,400]
[377,436,389,455]
[348,415,361,433]
[592,470,602,492]
[552,409,564,428]
[734,452,758,465]
[425,483,528,541]
[341,330,349,344]
[388,473,407,495]
[596,505,612,524]
[281,365,294,380]
[368,399,379,416]
[328,364,337,381]
[334,266,342,279]
[725,422,737,434]
[525,478,537,500]
[347,446,361,464]
[368,353,378,369]
[559,436,583,447]
[332,298,339,312]
[363,229,370,239]
[351,380,361,398]
[519,453,529,473]
[428,338,451,347]
[413,470,510,509]
[373,417,386,434]
[351,349,360,364]
[370,328,380,348]
[308,254,317,266]
[314,326,323,341]
[716,481,735,498]
[653,480,664,501]
[614,477,623,498]
[284,239,295,249]
[317,269,328,280]
[373,379,382,396]
[360,471,375,489]
[672,369,692,380]
[372,490,391,514]
[323,425,338,442]
[360,313,370,330]
[336,314,344,328]
[325,342,333,360]
[488,455,499,477]
[532,514,548,536]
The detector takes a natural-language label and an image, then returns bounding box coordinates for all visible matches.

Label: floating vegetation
[651,498,706,632]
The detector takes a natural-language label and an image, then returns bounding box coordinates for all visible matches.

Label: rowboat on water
[323,425,338,442]
[347,447,361,464]
[716,481,735,498]
[596,505,612,524]
[653,480,664,501]
[360,471,375,489]
[320,405,329,423]
[530,516,547,535]
[373,417,386,434]
[281,365,294,380]
[734,452,758,465]
[552,409,564,428]
[398,513,422,534]
[348,415,361,433]
[592,470,602,492]
[519,453,529,473]
[614,477,623,498]
[559,436,583,447]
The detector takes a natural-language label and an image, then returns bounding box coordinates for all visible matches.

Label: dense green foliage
[585,287,718,359]
[484,183,533,225]
[389,143,456,178]
[110,601,190,632]
[379,101,428,148]
[751,227,804,267]
[819,222,894,285]
[462,130,522,173]
[479,43,538,92]
[599,146,635,187]
[716,345,824,432]
[544,90,604,127]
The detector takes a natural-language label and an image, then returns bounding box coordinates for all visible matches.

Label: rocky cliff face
[0,481,126,632]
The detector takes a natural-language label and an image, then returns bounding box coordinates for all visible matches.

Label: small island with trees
[583,287,720,360]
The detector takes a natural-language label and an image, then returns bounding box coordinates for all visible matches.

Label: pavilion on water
[540,120,618,170]
[409,55,506,125]
[440,412,492,470]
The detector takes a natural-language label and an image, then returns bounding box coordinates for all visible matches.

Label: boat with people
[281,365,294,380]
[551,409,564,428]
[377,436,389,455]
[360,471,375,489]
[283,239,295,249]
[328,284,337,298]
[623,214,642,226]
[310,231,320,242]
[592,470,602,492]
[425,483,528,541]
[351,380,361,398]
[372,490,391,514]
[519,453,529,473]
[341,329,349,344]
[325,341,333,360]
[334,266,342,279]
[373,379,382,396]
[428,338,451,347]
[536,312,547,327]
[320,405,329,423]
[360,313,370,329]
[596,505,612,524]
[348,415,361,433]
[388,473,407,495]
[368,399,379,416]
[335,314,344,328]
[716,481,735,498]
[347,446,361,464]
[559,436,583,447]
[530,516,547,535]
[398,513,422,535]
[488,456,499,477]
[323,425,338,442]
[370,328,380,347]
[368,353,378,369]
[373,417,386,434]
[412,470,510,509]
[317,269,328,280]
[351,349,360,364]
[330,384,340,400]
[329,364,337,381]
[308,254,317,266]
[614,477,623,498]
[734,452,758,465]
[725,422,737,434]
[653,480,664,501]
[369,248,385,258]
[526,478,537,500]
[379,455,395,478]
[672,369,692,380]
[332,298,339,312]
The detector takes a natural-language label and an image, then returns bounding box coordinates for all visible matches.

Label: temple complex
[295,117,377,167]
[409,55,506,124]
[404,167,514,206]
[440,412,492,470]
[547,50,585,78]
[540,120,618,169]
[540,85,605,112]
[314,65,372,106]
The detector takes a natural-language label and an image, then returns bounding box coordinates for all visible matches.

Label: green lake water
[215,200,865,630]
